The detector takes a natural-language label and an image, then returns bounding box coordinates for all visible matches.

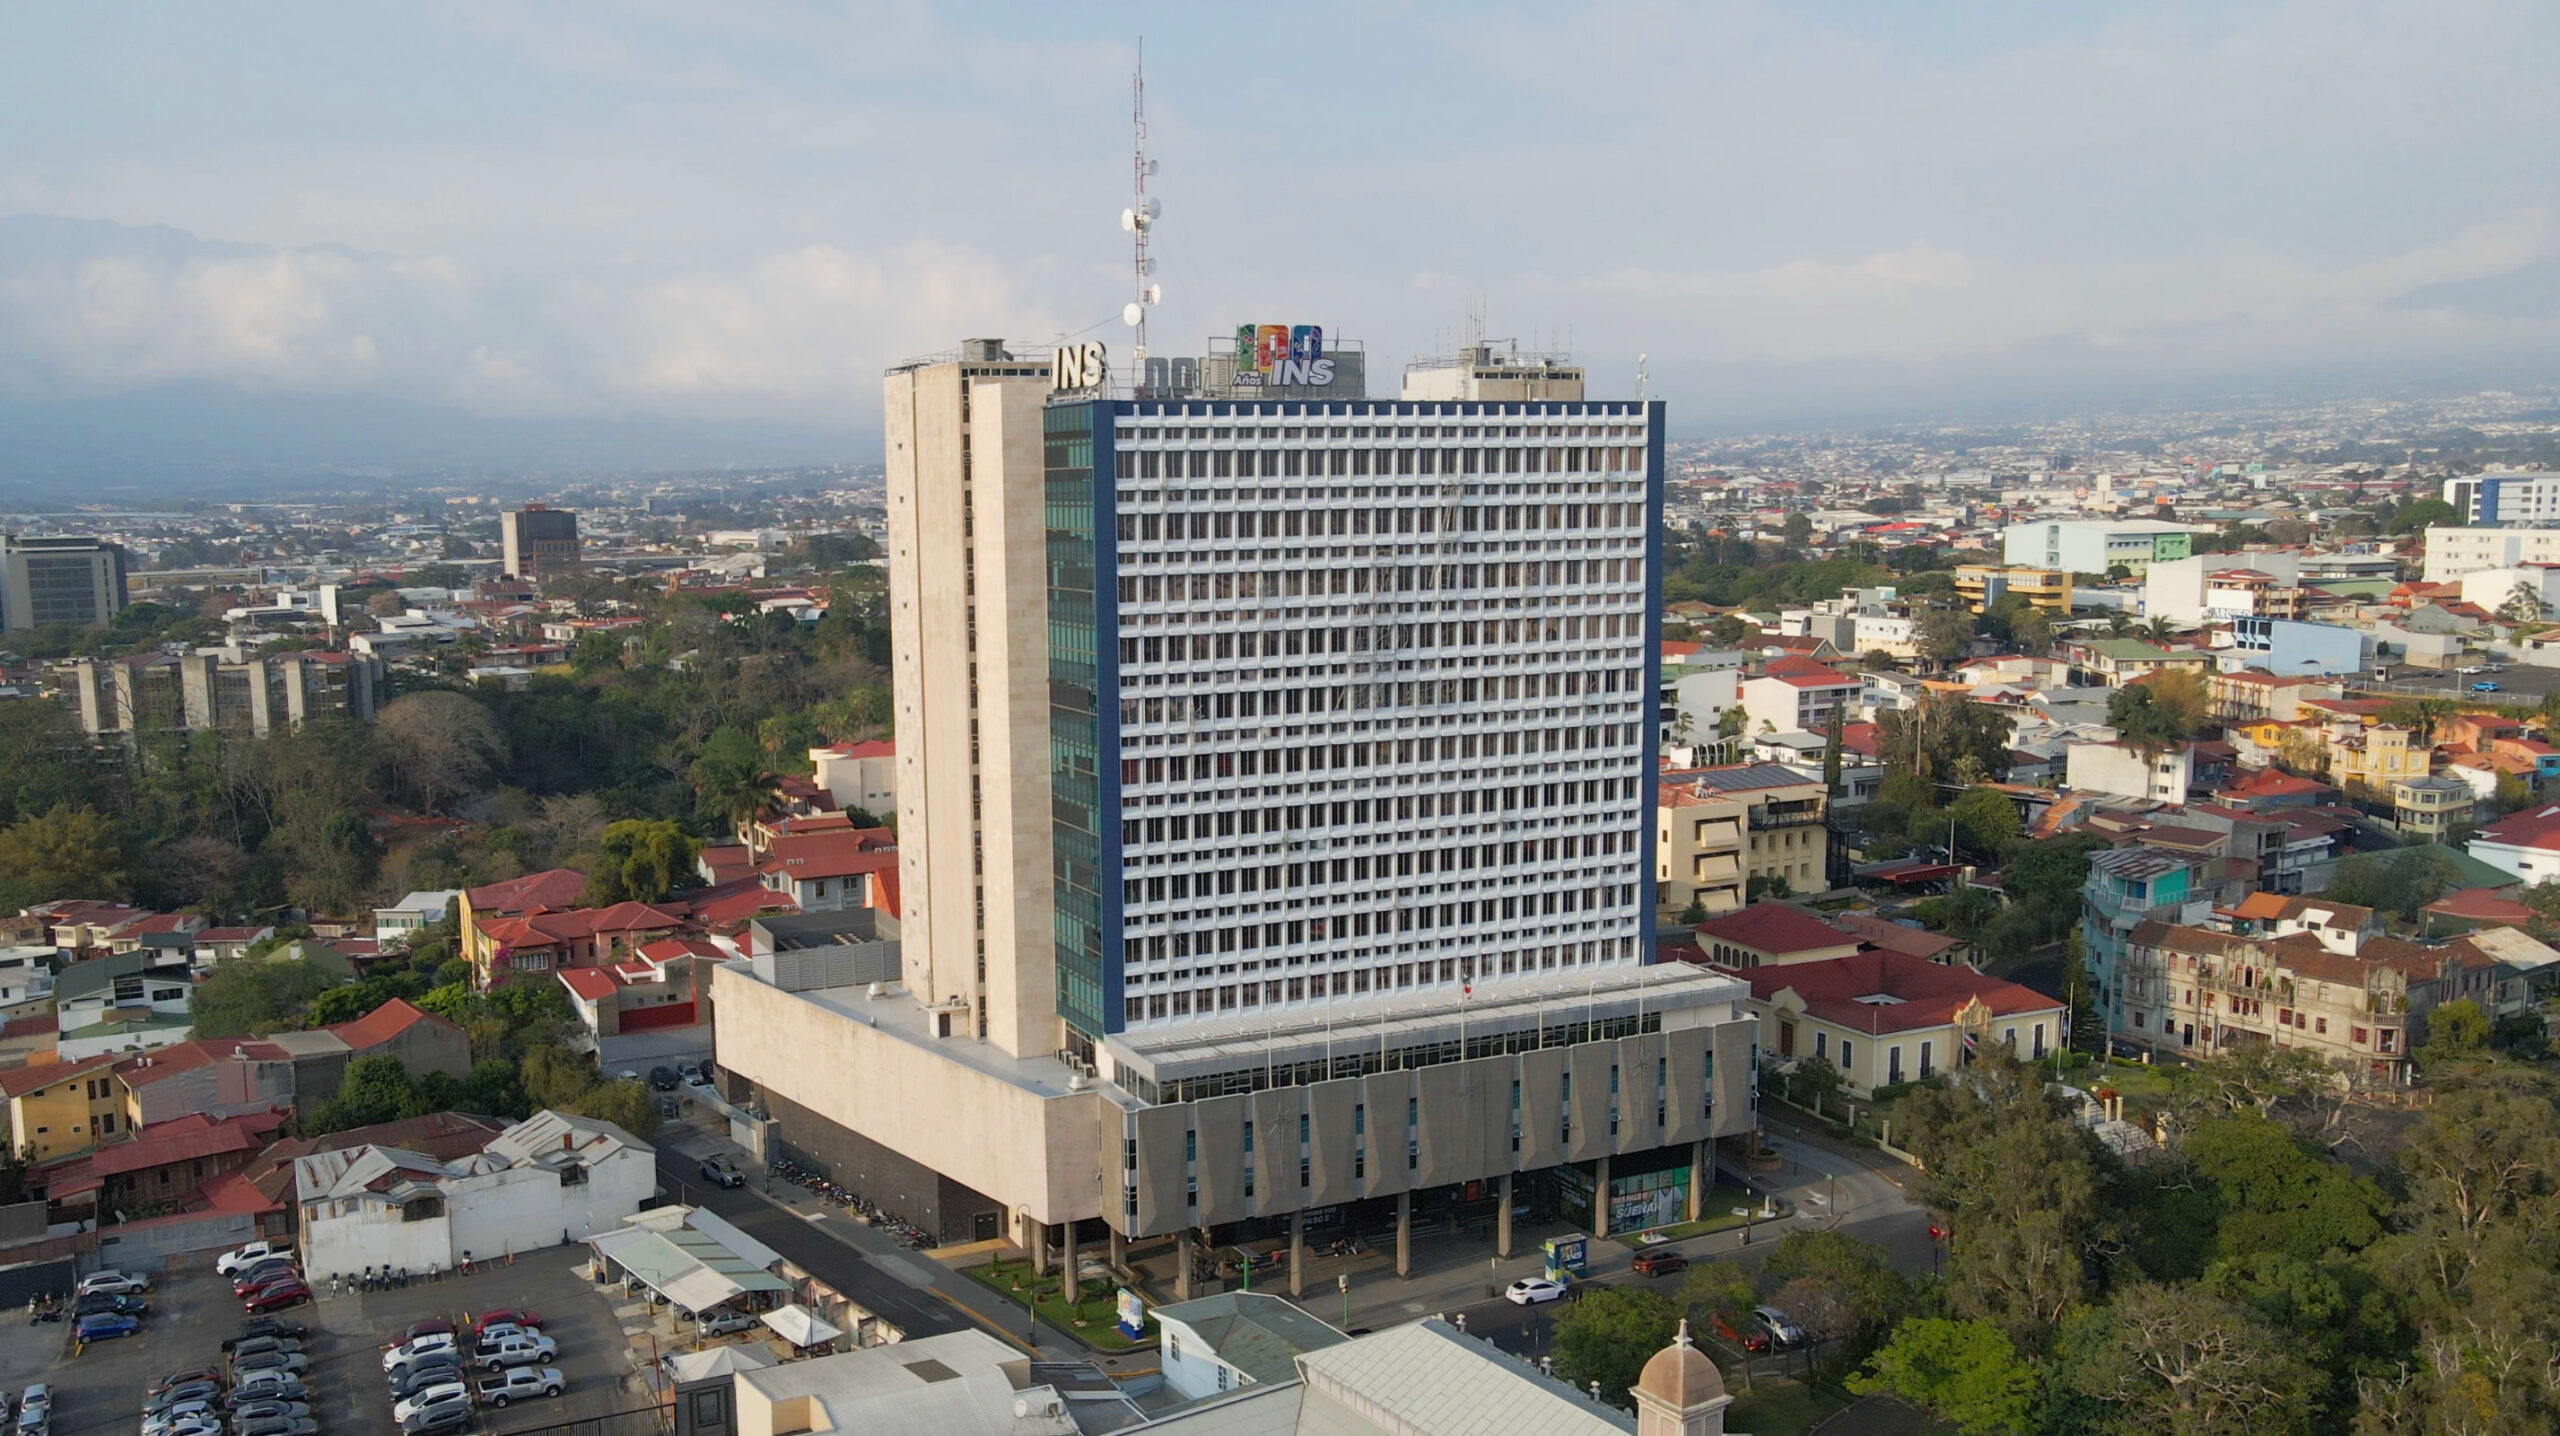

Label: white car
[76,1270,149,1296]
[1505,1277,1568,1306]
[383,1333,459,1372]
[215,1241,285,1276]
[695,1310,758,1337]
[477,1331,559,1370]
[1752,1306,1805,1347]
[391,1382,469,1424]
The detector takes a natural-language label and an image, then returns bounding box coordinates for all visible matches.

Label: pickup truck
[475,1331,559,1371]
[475,1366,565,1407]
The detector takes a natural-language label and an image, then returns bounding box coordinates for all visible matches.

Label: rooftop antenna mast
[1120,41,1163,374]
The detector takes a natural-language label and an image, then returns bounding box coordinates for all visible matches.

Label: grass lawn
[967,1257,1152,1351]
[1609,1187,1762,1247]
[1723,1376,1851,1435]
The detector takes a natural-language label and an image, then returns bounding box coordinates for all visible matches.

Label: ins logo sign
[1052,341,1107,392]
[1232,324,1335,387]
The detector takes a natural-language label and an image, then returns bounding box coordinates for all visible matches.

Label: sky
[2,1,2557,482]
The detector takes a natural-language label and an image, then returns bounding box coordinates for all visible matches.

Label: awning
[661,1266,746,1315]
[664,1346,775,1383]
[761,1303,842,1348]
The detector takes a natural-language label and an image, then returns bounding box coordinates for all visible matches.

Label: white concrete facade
[2065,742,2195,805]
[2422,527,2560,583]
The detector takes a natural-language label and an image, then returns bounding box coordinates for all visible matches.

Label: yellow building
[2,1053,134,1163]
[1656,763,1830,915]
[1953,566,2073,616]
[2327,722,2428,798]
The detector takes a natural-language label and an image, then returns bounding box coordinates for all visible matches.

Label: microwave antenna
[1118,40,1163,368]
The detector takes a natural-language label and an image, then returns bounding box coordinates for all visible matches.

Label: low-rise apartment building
[1953,565,2073,615]
[56,649,383,738]
[2327,722,2428,798]
[1739,665,1862,737]
[1653,764,1829,914]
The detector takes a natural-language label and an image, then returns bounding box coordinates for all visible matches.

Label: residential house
[807,740,896,818]
[0,945,54,1013]
[37,1109,289,1223]
[457,868,590,978]
[755,830,901,916]
[2465,802,2560,884]
[294,1108,654,1281]
[189,926,274,972]
[2328,723,2428,798]
[115,1037,298,1126]
[1153,1292,1350,1402]
[3,1053,134,1161]
[2224,892,2377,953]
[1689,903,1862,970]
[373,891,461,944]
[1733,951,2064,1096]
[2388,775,2477,838]
[33,901,147,957]
[471,901,688,986]
[256,998,471,1112]
[1655,782,1746,917]
[2206,670,2342,724]
[557,936,728,1065]
[54,948,194,1060]
[198,1110,511,1242]
[2082,846,2216,1039]
[1738,665,1861,738]
[2061,638,2213,687]
[1952,566,2072,615]
[2067,742,2202,806]
[2222,617,2368,678]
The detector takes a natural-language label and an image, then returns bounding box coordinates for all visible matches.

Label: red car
[243,1280,312,1314]
[404,1317,457,1342]
[1710,1311,1772,1353]
[468,1309,545,1341]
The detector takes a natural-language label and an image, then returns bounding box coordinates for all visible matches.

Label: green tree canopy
[0,803,125,908]
[1947,786,2023,859]
[1848,1318,2038,1436]
[584,818,702,905]
[1553,1286,1684,1406]
[191,956,339,1039]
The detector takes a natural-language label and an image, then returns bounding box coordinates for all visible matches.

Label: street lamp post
[1018,1207,1038,1346]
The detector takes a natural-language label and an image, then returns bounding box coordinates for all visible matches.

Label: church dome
[1636,1321,1727,1407]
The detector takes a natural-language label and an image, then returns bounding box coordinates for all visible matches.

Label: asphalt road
[650,1147,970,1341]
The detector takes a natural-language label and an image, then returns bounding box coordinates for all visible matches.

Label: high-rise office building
[713,334,1756,1286]
[0,534,128,632]
[500,504,581,580]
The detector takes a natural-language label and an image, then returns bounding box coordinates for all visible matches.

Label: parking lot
[3,1249,643,1436]
[2359,663,2560,702]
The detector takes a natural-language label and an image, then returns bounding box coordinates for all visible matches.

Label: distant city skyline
[3,2,2556,479]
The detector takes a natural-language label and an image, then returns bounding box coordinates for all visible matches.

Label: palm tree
[2142,616,2175,643]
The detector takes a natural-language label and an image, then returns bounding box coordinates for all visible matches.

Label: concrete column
[1108,1226,1127,1272]
[1176,1230,1196,1301]
[1061,1220,1080,1308]
[1496,1174,1514,1258]
[1593,1156,1611,1239]
[1027,1217,1049,1276]
[1395,1191,1412,1278]
[1687,1140,1708,1222]
[1290,1209,1307,1297]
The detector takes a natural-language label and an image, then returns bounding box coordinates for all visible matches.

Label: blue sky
[3,1,2556,476]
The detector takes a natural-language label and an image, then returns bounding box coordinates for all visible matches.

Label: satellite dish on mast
[1120,209,1138,233]
[1144,284,1162,305]
[1123,303,1145,327]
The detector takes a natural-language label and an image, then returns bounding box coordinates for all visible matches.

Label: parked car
[1630,1248,1690,1277]
[75,1312,142,1342]
[649,1065,681,1091]
[227,1337,303,1365]
[697,1309,758,1337]
[476,1365,566,1406]
[386,1332,460,1372]
[215,1241,286,1276]
[226,1373,306,1404]
[226,1318,309,1349]
[402,1317,458,1343]
[2474,682,2503,693]
[390,1382,468,1425]
[1505,1277,1568,1305]
[143,1383,221,1415]
[142,1404,220,1436]
[14,1387,47,1436]
[1753,1306,1806,1348]
[77,1270,150,1296]
[476,1331,560,1370]
[229,1262,298,1297]
[231,1417,316,1436]
[700,1156,745,1188]
[226,1400,311,1430]
[386,1360,464,1401]
[225,1352,307,1381]
[395,1389,473,1435]
[150,1370,221,1397]
[467,1308,545,1341]
[74,1292,148,1317]
[1709,1311,1771,1353]
[242,1281,312,1315]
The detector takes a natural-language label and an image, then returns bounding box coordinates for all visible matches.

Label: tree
[2388,498,2458,536]
[191,956,337,1038]
[2380,697,2457,747]
[1787,1055,1843,1116]
[2106,680,2194,758]
[1553,1285,1683,1406]
[2502,581,2548,625]
[307,1054,420,1134]
[1759,1230,1911,1369]
[0,803,124,908]
[2059,1283,2317,1436]
[573,1076,663,1142]
[2179,1111,2387,1263]
[1706,614,1755,649]
[690,726,779,829]
[584,819,701,905]
[569,629,626,675]
[2415,997,2491,1071]
[1822,704,1845,797]
[377,691,509,813]
[2321,846,2461,923]
[1849,1318,2038,1436]
[2009,606,2052,656]
[1876,691,2016,786]
[1948,786,2022,859]
[1918,608,1976,667]
[2057,929,2104,1051]
[1899,1058,2103,1342]
[1782,512,1813,547]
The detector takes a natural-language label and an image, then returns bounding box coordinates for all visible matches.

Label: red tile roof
[758,830,901,882]
[1695,903,1862,956]
[557,968,619,1002]
[325,997,460,1052]
[2425,888,2535,924]
[465,868,589,914]
[1,1051,120,1097]
[114,1037,291,1086]
[1732,951,2062,1034]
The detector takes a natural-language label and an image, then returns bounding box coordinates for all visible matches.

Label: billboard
[1116,1287,1146,1339]
[1231,324,1333,387]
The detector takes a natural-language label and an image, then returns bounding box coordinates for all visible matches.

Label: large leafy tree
[584,819,702,905]
[1849,1318,2038,1436]
[1553,1286,1684,1406]
[0,802,125,908]
[2059,1282,2318,1436]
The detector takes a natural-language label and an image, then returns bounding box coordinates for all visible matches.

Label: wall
[597,1024,714,1070]
[447,1147,656,1261]
[93,1209,259,1267]
[758,1085,1002,1246]
[1156,1314,1249,1401]
[2066,743,2189,804]
[712,970,1102,1228]
[303,1199,452,1281]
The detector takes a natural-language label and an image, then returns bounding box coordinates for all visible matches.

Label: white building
[1740,668,1861,735]
[1666,668,1741,745]
[294,1109,653,1281]
[2002,519,2206,576]
[2143,552,2306,626]
[2065,741,2198,806]
[807,740,896,817]
[1153,1291,1350,1402]
[0,946,53,1012]
[2422,527,2560,584]
[2456,565,2560,618]
[374,890,462,944]
[2442,471,2560,525]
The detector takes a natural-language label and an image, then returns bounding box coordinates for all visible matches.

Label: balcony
[1754,801,1826,830]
